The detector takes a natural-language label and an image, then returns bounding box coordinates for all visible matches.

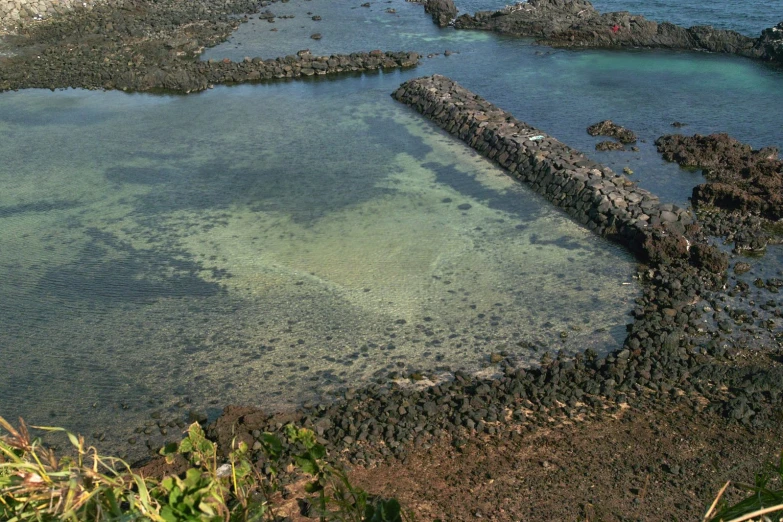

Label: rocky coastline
[0,0,420,93]
[451,0,783,67]
[179,77,783,506]
[2,0,782,518]
[655,132,783,254]
[393,75,707,270]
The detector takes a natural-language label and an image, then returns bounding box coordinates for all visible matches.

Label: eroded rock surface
[0,0,420,93]
[453,0,783,65]
[656,133,783,220]
[587,120,637,144]
[424,0,456,28]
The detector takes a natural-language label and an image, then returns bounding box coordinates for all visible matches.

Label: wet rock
[424,0,457,28]
[587,120,637,144]
[734,262,752,275]
[595,140,625,151]
[689,243,728,275]
[452,0,773,64]
[656,133,783,220]
[756,21,783,63]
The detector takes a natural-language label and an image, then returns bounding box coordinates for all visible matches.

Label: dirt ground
[328,404,783,522]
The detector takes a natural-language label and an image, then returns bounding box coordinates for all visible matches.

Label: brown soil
[342,404,782,522]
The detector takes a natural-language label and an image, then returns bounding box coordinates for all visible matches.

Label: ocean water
[1,0,782,456]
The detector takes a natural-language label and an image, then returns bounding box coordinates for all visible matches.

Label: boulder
[756,21,783,63]
[425,0,457,27]
[588,120,637,143]
[595,140,625,151]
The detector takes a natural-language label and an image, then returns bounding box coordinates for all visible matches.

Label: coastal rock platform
[0,0,420,93]
[453,0,783,66]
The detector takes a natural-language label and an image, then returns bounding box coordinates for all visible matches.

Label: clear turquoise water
[1,0,782,456]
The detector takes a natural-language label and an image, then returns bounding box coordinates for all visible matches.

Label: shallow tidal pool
[0,79,638,453]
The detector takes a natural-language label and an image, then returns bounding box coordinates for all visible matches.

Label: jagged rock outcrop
[424,0,456,28]
[587,120,637,144]
[755,21,783,63]
[453,0,781,65]
[655,133,783,220]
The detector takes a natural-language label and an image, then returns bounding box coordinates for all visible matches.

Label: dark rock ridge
[0,0,420,93]
[424,0,457,28]
[453,0,783,66]
[655,133,783,221]
[391,74,712,269]
[587,120,636,144]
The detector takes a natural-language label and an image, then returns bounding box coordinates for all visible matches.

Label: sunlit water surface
[2,0,783,455]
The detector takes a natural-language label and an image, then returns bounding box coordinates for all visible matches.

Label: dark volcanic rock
[424,0,457,28]
[634,225,690,266]
[453,0,773,64]
[0,0,421,94]
[689,243,728,274]
[595,140,625,151]
[756,21,783,63]
[588,120,637,144]
[655,133,783,220]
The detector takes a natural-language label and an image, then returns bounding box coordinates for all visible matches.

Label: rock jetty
[453,0,783,66]
[392,74,704,268]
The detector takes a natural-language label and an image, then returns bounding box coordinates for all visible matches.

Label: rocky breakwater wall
[112,50,421,93]
[453,0,783,66]
[1,47,420,92]
[392,74,704,268]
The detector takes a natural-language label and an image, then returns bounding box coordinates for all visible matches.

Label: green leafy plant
[1,415,412,521]
[284,425,412,522]
[704,449,783,522]
[0,415,162,521]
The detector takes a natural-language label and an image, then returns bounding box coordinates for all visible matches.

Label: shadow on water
[36,227,224,305]
[424,159,557,221]
[0,200,81,217]
[107,114,436,226]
